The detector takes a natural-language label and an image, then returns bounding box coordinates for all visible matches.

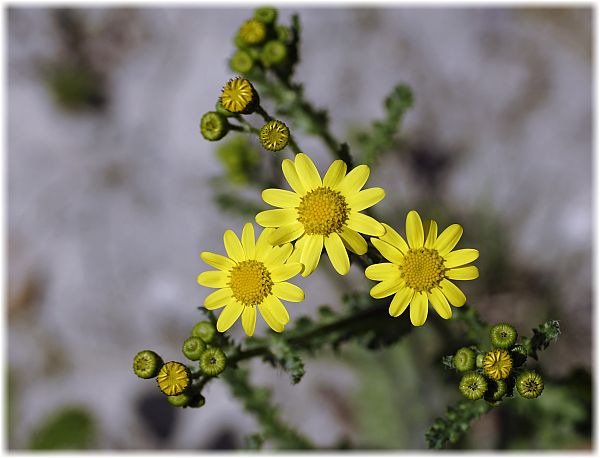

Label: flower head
[459,372,487,400]
[261,40,288,67]
[482,349,512,380]
[200,111,229,141]
[516,370,544,399]
[259,120,289,151]
[365,210,479,326]
[238,19,267,45]
[489,323,518,349]
[157,361,191,396]
[199,347,227,376]
[197,222,304,335]
[256,153,385,276]
[220,77,258,114]
[133,350,163,379]
[454,347,476,372]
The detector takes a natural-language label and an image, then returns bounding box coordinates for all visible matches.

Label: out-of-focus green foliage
[28,406,96,450]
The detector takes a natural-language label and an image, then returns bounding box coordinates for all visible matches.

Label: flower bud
[476,353,484,368]
[191,321,216,343]
[484,379,507,402]
[453,347,476,372]
[254,6,277,24]
[230,50,255,74]
[238,19,267,46]
[276,25,290,43]
[511,345,528,367]
[199,347,227,376]
[482,349,513,380]
[259,119,289,152]
[157,361,191,396]
[133,350,163,379]
[489,323,518,349]
[516,370,544,399]
[459,372,487,400]
[200,111,229,141]
[260,40,288,68]
[220,77,259,114]
[182,336,207,361]
[167,392,193,407]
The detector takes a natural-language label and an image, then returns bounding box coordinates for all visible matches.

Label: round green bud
[254,6,277,24]
[229,49,254,74]
[167,392,193,407]
[511,345,528,367]
[276,25,290,43]
[133,350,163,379]
[490,323,518,349]
[459,372,487,401]
[484,379,507,402]
[182,336,207,361]
[476,353,484,368]
[260,40,287,68]
[454,347,476,372]
[238,19,267,46]
[191,321,216,343]
[215,100,236,117]
[200,111,229,141]
[516,370,544,399]
[259,119,289,151]
[199,347,227,376]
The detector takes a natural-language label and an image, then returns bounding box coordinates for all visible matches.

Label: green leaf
[28,406,96,450]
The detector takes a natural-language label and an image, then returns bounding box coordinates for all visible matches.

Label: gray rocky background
[7,6,591,450]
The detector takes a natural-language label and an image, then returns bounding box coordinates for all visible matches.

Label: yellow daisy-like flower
[365,210,479,326]
[256,153,386,277]
[157,361,191,396]
[197,222,304,336]
[220,77,256,113]
[482,349,513,380]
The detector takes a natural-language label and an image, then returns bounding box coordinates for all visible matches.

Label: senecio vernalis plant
[133,7,560,450]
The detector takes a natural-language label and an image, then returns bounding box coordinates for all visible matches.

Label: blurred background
[7,6,592,450]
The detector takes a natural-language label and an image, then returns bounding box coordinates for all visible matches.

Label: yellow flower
[197,223,304,336]
[157,361,190,396]
[365,210,479,326]
[220,77,256,113]
[482,349,513,380]
[256,153,385,277]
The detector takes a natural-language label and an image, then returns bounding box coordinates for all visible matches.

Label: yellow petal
[264,295,290,324]
[256,227,276,252]
[406,210,424,249]
[347,187,385,212]
[216,302,243,332]
[434,224,463,256]
[300,234,323,277]
[223,229,245,262]
[444,249,479,268]
[255,208,297,228]
[323,160,347,188]
[261,243,293,267]
[364,262,399,281]
[204,288,233,310]
[336,164,370,195]
[339,226,368,255]
[262,188,301,208]
[269,222,304,245]
[371,238,404,264]
[197,270,229,288]
[346,212,385,236]
[324,233,350,275]
[409,291,428,326]
[287,236,306,265]
[241,306,257,336]
[424,219,438,249]
[272,282,304,302]
[389,287,414,317]
[428,288,452,319]
[439,279,466,307]
[200,251,236,271]
[258,302,284,332]
[446,265,479,280]
[282,159,306,195]
[241,222,256,259]
[295,153,322,191]
[270,263,302,282]
[380,223,409,254]
[370,277,403,299]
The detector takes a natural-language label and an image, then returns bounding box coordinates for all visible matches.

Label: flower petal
[264,294,290,324]
[282,159,306,195]
[241,306,257,336]
[261,243,293,267]
[223,229,245,262]
[270,263,303,282]
[204,288,233,310]
[389,287,414,317]
[256,228,276,252]
[258,302,284,332]
[295,153,322,191]
[364,262,399,281]
[428,288,452,319]
[241,223,256,259]
[380,223,409,254]
[424,219,438,249]
[347,212,385,236]
[323,160,347,188]
[272,282,304,302]
[288,236,306,265]
[262,188,301,208]
[300,234,323,277]
[444,249,480,268]
[200,251,236,271]
[446,266,479,281]
[255,208,297,228]
[434,224,463,256]
[216,302,243,332]
[409,291,428,326]
[269,222,304,245]
[339,226,368,255]
[406,210,424,249]
[336,164,370,195]
[439,278,466,307]
[370,277,403,299]
[371,238,404,264]
[324,233,350,275]
[347,187,385,212]
[197,270,229,288]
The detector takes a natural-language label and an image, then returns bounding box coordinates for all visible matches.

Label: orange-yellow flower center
[221,78,254,113]
[296,186,349,236]
[400,248,445,292]
[482,349,513,380]
[157,362,190,396]
[229,260,273,307]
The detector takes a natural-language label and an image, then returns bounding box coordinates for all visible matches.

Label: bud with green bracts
[454,347,476,372]
[133,350,163,379]
[191,321,216,343]
[182,336,207,361]
[199,347,227,376]
[489,323,517,349]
